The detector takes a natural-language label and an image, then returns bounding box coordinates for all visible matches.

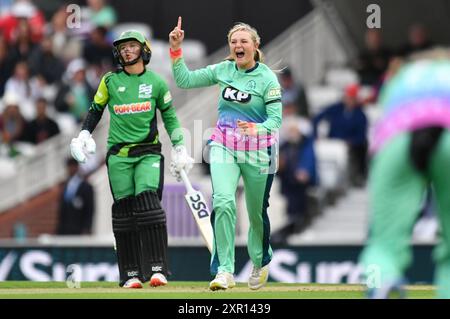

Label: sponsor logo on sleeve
[267,87,281,99]
[163,91,172,104]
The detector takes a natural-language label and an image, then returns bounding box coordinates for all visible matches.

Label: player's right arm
[172,58,219,89]
[169,16,218,89]
[81,74,110,133]
[70,74,110,163]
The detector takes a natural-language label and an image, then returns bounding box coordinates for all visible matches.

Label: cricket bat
[180,169,214,253]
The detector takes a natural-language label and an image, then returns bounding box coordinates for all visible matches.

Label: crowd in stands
[0,0,119,236]
[354,24,435,99]
[274,23,441,243]
[0,0,118,163]
[57,157,94,235]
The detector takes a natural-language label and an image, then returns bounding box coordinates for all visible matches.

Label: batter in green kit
[70,30,193,289]
[170,18,282,290]
[95,69,180,199]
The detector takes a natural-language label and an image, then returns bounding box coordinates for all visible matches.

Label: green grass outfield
[0,281,436,299]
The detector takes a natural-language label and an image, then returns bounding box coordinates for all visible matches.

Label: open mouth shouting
[235,50,245,59]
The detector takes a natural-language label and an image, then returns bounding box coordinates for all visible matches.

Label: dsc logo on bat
[188,194,209,219]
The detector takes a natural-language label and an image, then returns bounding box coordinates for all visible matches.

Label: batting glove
[70,130,96,163]
[170,145,194,180]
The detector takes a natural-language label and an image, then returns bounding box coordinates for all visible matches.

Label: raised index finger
[177,16,182,30]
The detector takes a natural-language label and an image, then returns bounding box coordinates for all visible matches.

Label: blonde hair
[226,22,264,62]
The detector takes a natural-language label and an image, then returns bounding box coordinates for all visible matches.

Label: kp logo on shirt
[138,84,152,99]
[222,86,251,103]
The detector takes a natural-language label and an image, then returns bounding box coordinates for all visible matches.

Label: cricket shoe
[209,272,236,291]
[248,265,269,290]
[150,273,168,287]
[123,277,143,289]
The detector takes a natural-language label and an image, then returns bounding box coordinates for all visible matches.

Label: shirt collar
[122,68,146,76]
[235,62,259,73]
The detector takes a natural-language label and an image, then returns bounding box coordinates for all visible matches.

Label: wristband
[170,47,183,59]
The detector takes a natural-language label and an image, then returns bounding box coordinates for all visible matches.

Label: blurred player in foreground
[169,17,282,290]
[360,48,450,298]
[70,30,193,288]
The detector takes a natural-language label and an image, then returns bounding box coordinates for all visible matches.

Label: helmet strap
[120,56,141,66]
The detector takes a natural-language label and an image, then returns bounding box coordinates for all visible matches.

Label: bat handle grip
[180,169,195,193]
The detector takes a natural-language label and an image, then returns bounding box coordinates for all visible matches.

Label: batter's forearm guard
[81,108,104,133]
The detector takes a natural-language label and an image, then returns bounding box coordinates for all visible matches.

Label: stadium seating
[314,139,349,197]
[147,39,172,82]
[324,67,359,89]
[306,86,342,116]
[181,39,207,70]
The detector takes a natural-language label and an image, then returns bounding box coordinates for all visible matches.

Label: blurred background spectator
[313,83,368,187]
[56,157,94,235]
[46,5,82,64]
[354,29,392,87]
[83,0,117,30]
[0,0,45,45]
[55,58,94,122]
[4,60,42,118]
[82,26,115,86]
[0,35,14,96]
[279,67,310,118]
[24,96,59,144]
[273,116,318,244]
[7,16,35,65]
[83,26,114,70]
[0,92,28,147]
[398,23,434,57]
[28,35,65,85]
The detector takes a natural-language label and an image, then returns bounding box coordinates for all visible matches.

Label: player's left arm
[257,80,282,134]
[157,80,184,146]
[82,75,110,133]
[71,75,109,163]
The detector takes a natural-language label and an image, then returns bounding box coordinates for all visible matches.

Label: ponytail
[255,48,264,63]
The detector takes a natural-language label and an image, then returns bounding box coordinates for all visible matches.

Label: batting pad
[134,190,169,279]
[112,197,142,286]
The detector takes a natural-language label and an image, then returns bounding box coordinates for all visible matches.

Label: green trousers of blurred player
[208,141,276,275]
[107,153,163,200]
[360,130,450,298]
